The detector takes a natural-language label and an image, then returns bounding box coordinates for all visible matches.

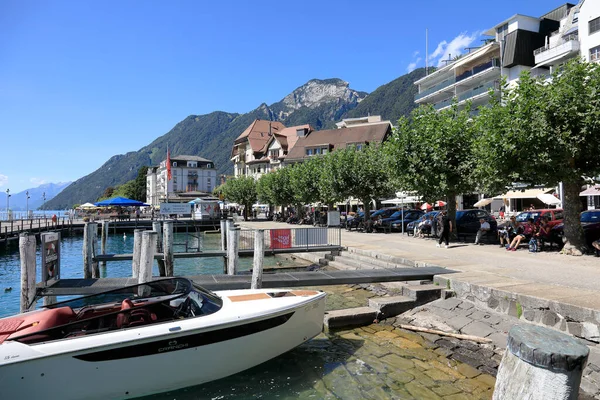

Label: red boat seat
[116,299,157,328]
[1,307,76,343]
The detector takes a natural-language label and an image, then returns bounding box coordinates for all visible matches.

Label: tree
[475,60,600,255]
[386,102,477,226]
[103,187,115,198]
[214,176,257,220]
[256,167,295,214]
[288,159,322,216]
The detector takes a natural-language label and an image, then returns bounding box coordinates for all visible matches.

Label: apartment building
[146,155,216,207]
[579,0,600,63]
[230,119,313,180]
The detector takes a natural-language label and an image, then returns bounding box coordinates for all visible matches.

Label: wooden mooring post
[153,221,166,276]
[19,233,36,313]
[100,221,109,268]
[83,222,98,279]
[220,219,227,251]
[251,229,264,289]
[163,220,174,277]
[493,324,589,400]
[227,221,239,276]
[131,229,144,279]
[138,231,157,285]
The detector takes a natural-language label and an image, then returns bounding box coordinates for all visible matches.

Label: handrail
[534,33,578,56]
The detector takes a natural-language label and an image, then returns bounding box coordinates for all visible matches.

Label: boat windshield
[7,278,223,345]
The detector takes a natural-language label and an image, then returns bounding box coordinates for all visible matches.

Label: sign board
[41,232,60,282]
[193,201,219,220]
[269,229,292,249]
[160,203,191,215]
[294,228,328,247]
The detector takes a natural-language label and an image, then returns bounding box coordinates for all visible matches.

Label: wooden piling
[220,219,227,251]
[91,223,99,278]
[138,231,157,285]
[131,229,144,279]
[227,222,239,276]
[82,222,95,279]
[153,221,166,276]
[19,233,36,313]
[251,229,264,289]
[163,220,174,277]
[100,221,109,267]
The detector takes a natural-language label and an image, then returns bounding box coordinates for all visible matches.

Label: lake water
[0,232,309,317]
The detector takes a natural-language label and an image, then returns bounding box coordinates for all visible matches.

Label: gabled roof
[286,122,392,161]
[234,119,286,153]
[170,155,212,163]
[262,124,314,154]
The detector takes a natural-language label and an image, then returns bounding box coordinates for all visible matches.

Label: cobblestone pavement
[397,297,600,399]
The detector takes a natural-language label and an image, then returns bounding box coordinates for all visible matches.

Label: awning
[537,193,561,205]
[381,196,421,205]
[451,42,499,71]
[580,185,600,196]
[474,198,493,207]
[495,188,553,199]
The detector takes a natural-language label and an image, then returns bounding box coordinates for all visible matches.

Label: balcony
[534,34,579,66]
[415,77,456,102]
[455,59,500,83]
[435,81,498,111]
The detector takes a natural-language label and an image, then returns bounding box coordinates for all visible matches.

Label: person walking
[436,210,452,248]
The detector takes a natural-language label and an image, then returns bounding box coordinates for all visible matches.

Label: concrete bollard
[251,229,264,289]
[493,324,589,400]
[131,229,144,279]
[163,220,174,276]
[138,231,157,285]
[19,233,36,313]
[227,222,239,276]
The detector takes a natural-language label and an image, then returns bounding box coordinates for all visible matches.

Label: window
[173,162,177,167]
[590,17,600,35]
[591,45,600,63]
[306,149,313,156]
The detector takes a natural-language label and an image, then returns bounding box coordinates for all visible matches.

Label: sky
[0,0,569,194]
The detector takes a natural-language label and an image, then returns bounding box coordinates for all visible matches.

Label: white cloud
[407,57,422,73]
[429,31,480,68]
[0,174,7,187]
[29,177,47,186]
[413,51,420,57]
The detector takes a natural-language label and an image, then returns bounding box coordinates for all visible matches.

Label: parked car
[551,210,600,248]
[388,210,425,232]
[455,209,498,237]
[515,209,563,228]
[370,207,401,220]
[406,211,441,236]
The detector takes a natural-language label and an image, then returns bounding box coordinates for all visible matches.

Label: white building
[579,0,600,63]
[146,155,216,207]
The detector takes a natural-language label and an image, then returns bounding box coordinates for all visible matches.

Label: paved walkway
[238,220,600,312]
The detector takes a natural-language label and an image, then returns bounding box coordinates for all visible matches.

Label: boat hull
[0,294,325,399]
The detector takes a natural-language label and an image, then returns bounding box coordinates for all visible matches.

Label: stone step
[338,251,406,269]
[368,295,416,318]
[327,260,360,271]
[323,307,379,330]
[290,252,329,266]
[329,255,384,270]
[346,247,419,267]
[402,284,444,304]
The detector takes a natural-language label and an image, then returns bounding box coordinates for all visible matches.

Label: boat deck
[37,267,455,296]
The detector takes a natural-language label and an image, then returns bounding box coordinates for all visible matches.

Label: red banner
[270,229,291,249]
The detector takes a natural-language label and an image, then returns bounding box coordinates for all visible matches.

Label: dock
[37,266,455,296]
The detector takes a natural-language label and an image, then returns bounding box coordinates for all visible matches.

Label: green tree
[475,60,600,254]
[386,103,477,226]
[214,176,257,220]
[103,187,115,198]
[288,159,322,216]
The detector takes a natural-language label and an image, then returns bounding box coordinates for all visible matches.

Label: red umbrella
[435,200,446,207]
[420,202,432,211]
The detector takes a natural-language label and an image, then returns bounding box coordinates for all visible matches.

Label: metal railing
[457,81,498,102]
[415,77,456,101]
[238,227,342,251]
[534,33,579,56]
[455,59,500,83]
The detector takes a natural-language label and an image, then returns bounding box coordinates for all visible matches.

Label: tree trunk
[561,180,586,256]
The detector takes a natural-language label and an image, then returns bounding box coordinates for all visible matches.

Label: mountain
[45,70,425,209]
[9,182,71,211]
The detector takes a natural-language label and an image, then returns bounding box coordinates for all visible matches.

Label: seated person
[534,218,551,249]
[507,218,536,251]
[474,218,491,245]
[414,216,426,237]
[592,239,600,256]
[498,216,519,248]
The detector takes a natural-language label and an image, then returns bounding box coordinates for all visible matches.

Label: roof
[484,14,541,36]
[286,122,392,161]
[233,119,286,153]
[170,155,212,163]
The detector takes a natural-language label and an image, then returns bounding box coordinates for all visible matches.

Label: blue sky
[0,0,567,194]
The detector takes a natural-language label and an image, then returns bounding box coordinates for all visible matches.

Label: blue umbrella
[94,197,149,207]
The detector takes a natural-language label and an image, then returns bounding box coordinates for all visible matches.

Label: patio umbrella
[94,197,149,207]
[474,198,494,207]
[79,202,97,209]
[435,200,446,207]
[420,203,432,211]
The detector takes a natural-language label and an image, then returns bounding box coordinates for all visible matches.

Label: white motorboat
[0,278,326,399]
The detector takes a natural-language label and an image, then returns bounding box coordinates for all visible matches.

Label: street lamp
[5,189,10,220]
[25,190,30,218]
